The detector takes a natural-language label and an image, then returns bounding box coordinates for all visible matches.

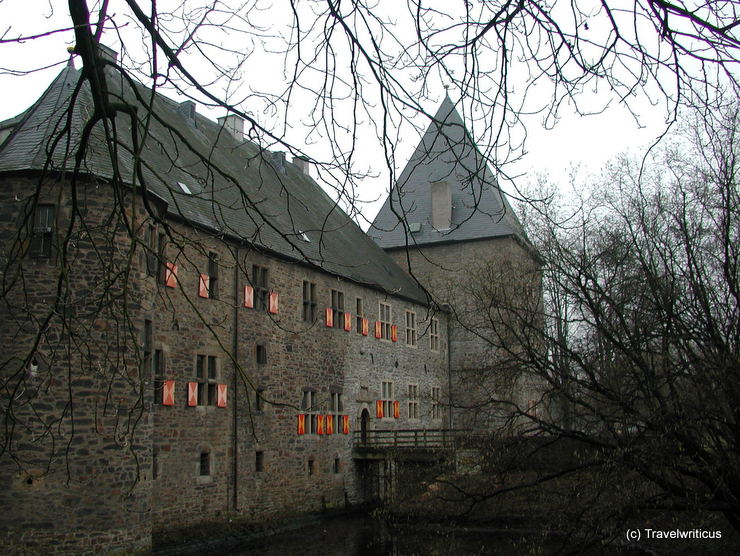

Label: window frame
[407,383,419,419]
[301,389,318,434]
[195,354,219,407]
[381,380,393,419]
[207,252,219,300]
[252,265,269,311]
[431,386,442,420]
[302,280,317,322]
[378,302,392,340]
[405,310,417,347]
[355,298,364,333]
[29,204,54,259]
[430,318,440,352]
[330,289,345,329]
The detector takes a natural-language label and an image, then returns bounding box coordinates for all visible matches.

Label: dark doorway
[360,408,369,444]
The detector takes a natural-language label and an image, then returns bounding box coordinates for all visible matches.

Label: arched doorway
[360,408,369,444]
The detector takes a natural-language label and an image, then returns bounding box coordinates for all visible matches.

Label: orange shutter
[376,399,384,418]
[244,285,254,308]
[187,382,198,406]
[297,414,306,435]
[344,312,352,331]
[163,380,175,406]
[391,325,398,342]
[165,263,178,288]
[325,307,334,327]
[326,414,334,435]
[269,292,279,314]
[375,321,382,338]
[342,414,350,434]
[393,400,400,418]
[217,384,228,408]
[362,318,369,336]
[317,414,325,435]
[198,274,209,298]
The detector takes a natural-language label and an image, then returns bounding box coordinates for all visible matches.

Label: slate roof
[369,96,526,250]
[0,64,429,304]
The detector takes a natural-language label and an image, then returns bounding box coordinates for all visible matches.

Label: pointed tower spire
[369,97,524,250]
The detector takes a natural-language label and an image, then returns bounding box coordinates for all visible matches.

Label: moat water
[224,513,643,555]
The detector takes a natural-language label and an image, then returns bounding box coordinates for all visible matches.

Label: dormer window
[177,181,193,195]
[299,231,310,242]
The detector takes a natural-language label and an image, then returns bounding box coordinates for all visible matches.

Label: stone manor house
[0,51,539,554]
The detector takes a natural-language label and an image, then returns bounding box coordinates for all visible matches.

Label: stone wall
[386,236,543,430]
[0,174,155,554]
[0,173,450,553]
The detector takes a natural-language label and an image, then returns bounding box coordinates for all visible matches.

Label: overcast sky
[0,0,672,225]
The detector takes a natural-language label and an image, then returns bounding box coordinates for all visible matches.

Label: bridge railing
[353,428,472,450]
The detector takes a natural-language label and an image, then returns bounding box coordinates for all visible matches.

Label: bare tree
[455,100,740,541]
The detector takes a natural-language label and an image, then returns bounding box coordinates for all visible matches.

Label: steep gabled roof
[0,64,428,304]
[369,96,525,250]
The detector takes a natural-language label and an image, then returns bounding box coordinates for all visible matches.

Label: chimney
[271,151,286,174]
[293,156,311,176]
[217,114,244,141]
[97,43,118,64]
[431,181,452,230]
[178,100,196,122]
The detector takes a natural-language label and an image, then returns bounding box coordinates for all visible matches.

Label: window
[431,387,442,420]
[29,204,54,258]
[408,384,419,419]
[331,392,343,426]
[301,390,317,434]
[199,451,211,476]
[143,225,157,276]
[255,388,264,412]
[307,458,315,475]
[195,354,219,406]
[256,344,267,365]
[379,302,392,340]
[355,298,363,333]
[143,320,153,372]
[252,265,269,311]
[330,289,344,329]
[208,252,219,300]
[302,281,316,322]
[333,458,341,474]
[153,349,165,405]
[157,232,167,283]
[255,451,264,472]
[381,381,393,418]
[405,310,417,347]
[430,318,440,351]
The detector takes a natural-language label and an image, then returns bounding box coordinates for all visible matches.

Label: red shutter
[269,292,279,314]
[297,414,306,435]
[342,414,350,434]
[217,384,228,408]
[165,263,178,288]
[317,414,325,435]
[362,318,369,336]
[344,312,352,332]
[163,380,175,406]
[376,399,384,418]
[374,321,382,339]
[393,400,400,418]
[198,274,210,298]
[326,414,334,435]
[243,285,254,308]
[187,382,198,406]
[325,307,334,328]
[391,325,398,342]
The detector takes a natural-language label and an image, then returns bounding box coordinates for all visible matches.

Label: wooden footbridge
[352,428,472,460]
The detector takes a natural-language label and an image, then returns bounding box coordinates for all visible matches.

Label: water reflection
[228,514,544,555]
